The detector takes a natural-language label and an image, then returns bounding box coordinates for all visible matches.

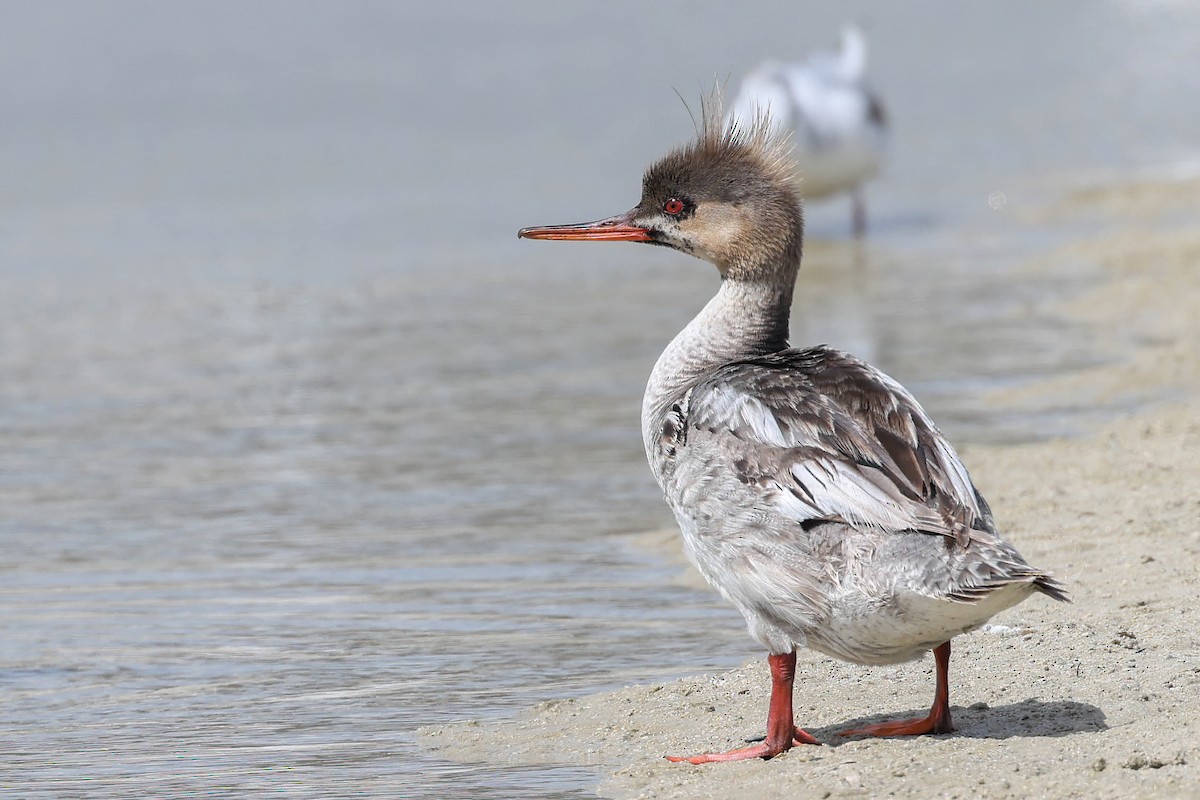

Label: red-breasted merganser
[726,25,887,236]
[518,99,1066,764]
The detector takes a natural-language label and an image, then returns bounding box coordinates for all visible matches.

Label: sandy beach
[421,176,1200,798]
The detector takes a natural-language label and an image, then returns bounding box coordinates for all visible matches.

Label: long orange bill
[518,209,651,242]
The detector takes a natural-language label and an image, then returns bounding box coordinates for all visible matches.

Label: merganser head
[519,99,804,283]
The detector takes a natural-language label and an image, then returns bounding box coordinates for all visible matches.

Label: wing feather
[685,346,986,542]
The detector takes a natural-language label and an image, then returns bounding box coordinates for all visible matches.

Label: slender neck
[642,275,794,434]
[640,204,803,460]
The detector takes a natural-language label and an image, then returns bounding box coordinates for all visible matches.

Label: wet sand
[420,176,1200,799]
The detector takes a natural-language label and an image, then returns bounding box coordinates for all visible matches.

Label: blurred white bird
[727,26,887,236]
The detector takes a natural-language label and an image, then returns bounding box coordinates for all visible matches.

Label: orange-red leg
[839,640,955,737]
[666,651,821,764]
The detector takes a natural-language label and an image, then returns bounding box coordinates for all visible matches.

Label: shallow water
[2,2,1199,798]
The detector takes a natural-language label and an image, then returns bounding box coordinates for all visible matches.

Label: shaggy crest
[700,89,796,184]
[643,89,797,202]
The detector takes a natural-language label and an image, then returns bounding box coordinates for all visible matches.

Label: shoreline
[420,177,1200,798]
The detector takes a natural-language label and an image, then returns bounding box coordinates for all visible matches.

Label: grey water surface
[2,2,1199,798]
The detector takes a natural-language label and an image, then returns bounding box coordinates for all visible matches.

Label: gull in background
[727,26,888,236]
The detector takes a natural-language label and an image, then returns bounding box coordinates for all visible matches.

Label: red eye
[664,198,684,215]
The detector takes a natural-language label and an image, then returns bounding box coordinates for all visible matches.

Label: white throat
[641,278,792,455]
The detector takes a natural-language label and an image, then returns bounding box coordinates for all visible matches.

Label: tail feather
[946,570,1070,604]
[1034,572,1071,603]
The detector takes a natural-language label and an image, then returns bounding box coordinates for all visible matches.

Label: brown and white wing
[683,347,991,543]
